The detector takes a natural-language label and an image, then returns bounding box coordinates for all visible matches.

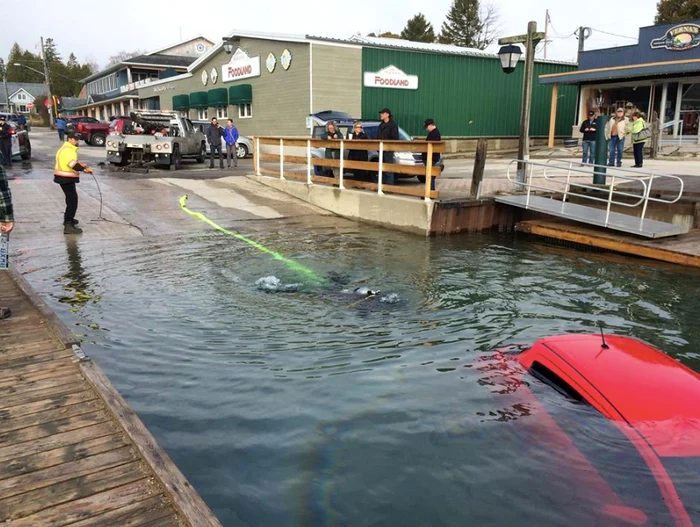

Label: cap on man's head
[378,108,391,115]
[0,115,5,120]
[424,118,435,128]
[616,108,624,112]
[66,132,81,140]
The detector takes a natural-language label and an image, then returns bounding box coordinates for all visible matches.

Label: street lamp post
[0,59,11,115]
[498,22,545,188]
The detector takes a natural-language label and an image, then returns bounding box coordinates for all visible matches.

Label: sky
[1,0,659,69]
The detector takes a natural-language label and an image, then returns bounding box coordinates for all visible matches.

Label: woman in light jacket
[629,111,647,168]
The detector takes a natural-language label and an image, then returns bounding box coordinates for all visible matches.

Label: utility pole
[40,37,55,128]
[578,26,586,54]
[544,10,549,60]
[0,59,11,114]
[498,22,545,186]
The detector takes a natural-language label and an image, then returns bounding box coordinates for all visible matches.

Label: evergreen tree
[438,0,500,49]
[43,38,61,63]
[400,13,437,43]
[66,53,78,68]
[655,0,700,23]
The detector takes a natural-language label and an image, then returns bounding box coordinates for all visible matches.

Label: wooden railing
[252,136,446,200]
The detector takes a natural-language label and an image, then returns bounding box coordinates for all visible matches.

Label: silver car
[192,120,252,158]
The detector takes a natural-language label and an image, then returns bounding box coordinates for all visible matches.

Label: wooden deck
[0,270,222,527]
[516,218,700,268]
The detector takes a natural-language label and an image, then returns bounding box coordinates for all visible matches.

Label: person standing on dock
[605,108,628,168]
[629,111,648,168]
[377,108,399,185]
[579,111,598,166]
[207,118,224,170]
[223,119,239,169]
[421,119,442,191]
[54,132,92,235]
[0,164,14,319]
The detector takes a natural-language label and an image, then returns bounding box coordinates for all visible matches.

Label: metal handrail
[506,159,685,228]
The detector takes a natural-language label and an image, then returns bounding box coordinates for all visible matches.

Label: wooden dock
[0,270,222,527]
[516,218,700,268]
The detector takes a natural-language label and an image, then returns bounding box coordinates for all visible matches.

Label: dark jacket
[377,119,399,141]
[321,129,343,159]
[0,123,11,142]
[421,127,442,165]
[580,118,598,142]
[348,131,368,162]
[206,124,223,146]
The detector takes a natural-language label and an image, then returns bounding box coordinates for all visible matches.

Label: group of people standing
[317,108,441,189]
[205,118,240,169]
[579,107,648,168]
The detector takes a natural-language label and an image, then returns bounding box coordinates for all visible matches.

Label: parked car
[311,120,444,182]
[192,120,252,159]
[4,120,31,161]
[64,116,110,147]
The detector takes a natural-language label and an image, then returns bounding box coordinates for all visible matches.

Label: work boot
[0,307,10,320]
[64,222,83,235]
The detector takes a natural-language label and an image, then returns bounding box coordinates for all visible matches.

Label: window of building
[17,93,26,100]
[87,73,118,96]
[197,109,208,120]
[216,107,227,119]
[133,72,159,83]
[19,105,27,113]
[180,111,189,118]
[238,103,252,119]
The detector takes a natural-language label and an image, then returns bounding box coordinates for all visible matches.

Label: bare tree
[475,2,501,49]
[106,50,147,68]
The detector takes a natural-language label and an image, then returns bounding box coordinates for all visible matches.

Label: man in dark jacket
[0,116,12,168]
[0,164,13,318]
[206,118,224,169]
[377,108,399,184]
[421,119,442,191]
[579,111,598,165]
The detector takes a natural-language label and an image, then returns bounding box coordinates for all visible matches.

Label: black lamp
[498,44,522,74]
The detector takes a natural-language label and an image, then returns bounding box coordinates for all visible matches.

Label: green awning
[207,88,228,107]
[228,84,252,104]
[172,94,190,111]
[189,91,209,109]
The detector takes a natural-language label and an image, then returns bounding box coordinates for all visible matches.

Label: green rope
[179,195,324,284]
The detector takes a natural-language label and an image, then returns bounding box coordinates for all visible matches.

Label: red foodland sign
[364,65,419,90]
[222,48,261,82]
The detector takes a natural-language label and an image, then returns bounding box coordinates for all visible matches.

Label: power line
[546,12,577,39]
[589,27,638,41]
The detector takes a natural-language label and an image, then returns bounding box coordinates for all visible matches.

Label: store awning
[208,88,228,107]
[539,58,700,85]
[228,84,252,104]
[189,91,209,109]
[172,94,190,111]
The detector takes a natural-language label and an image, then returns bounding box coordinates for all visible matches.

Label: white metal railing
[506,158,685,228]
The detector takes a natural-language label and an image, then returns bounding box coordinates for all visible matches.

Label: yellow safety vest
[54,142,80,178]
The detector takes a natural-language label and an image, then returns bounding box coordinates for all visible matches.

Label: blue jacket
[223,125,239,146]
[56,118,66,130]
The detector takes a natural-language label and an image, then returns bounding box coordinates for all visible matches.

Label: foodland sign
[363,65,418,90]
[222,48,261,83]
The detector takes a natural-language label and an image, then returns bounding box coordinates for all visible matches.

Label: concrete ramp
[496,194,689,239]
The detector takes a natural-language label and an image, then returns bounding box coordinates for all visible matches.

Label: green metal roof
[228,84,252,104]
[208,88,228,107]
[189,91,209,109]
[172,94,190,110]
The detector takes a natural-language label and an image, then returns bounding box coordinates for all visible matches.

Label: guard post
[594,114,609,185]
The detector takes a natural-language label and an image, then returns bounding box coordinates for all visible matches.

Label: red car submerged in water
[484,334,700,527]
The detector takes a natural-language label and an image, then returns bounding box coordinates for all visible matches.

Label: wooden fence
[252,137,446,200]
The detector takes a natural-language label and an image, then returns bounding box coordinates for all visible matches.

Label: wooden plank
[0,461,147,522]
[0,381,90,410]
[0,364,78,389]
[0,421,117,463]
[280,171,439,199]
[0,371,84,398]
[79,359,223,527]
[0,433,128,481]
[4,477,155,527]
[0,410,111,446]
[1,349,73,369]
[1,389,98,421]
[0,338,64,354]
[0,446,136,499]
[0,358,74,382]
[0,397,102,435]
[61,495,174,527]
[261,153,442,177]
[471,138,488,198]
[257,136,446,152]
[517,221,700,268]
[141,514,180,527]
[548,83,559,149]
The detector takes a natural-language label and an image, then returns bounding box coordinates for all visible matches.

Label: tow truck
[106,111,206,170]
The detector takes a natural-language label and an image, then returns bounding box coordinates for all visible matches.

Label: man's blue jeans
[608,136,624,166]
[582,140,596,164]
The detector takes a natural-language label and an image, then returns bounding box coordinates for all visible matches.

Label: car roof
[520,334,700,456]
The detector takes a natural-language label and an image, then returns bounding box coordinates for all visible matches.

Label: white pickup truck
[106,111,206,170]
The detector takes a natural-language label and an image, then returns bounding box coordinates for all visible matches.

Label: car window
[363,125,378,140]
[183,119,194,133]
[397,127,412,141]
[312,126,325,139]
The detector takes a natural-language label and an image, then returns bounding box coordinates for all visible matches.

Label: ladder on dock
[495,159,689,239]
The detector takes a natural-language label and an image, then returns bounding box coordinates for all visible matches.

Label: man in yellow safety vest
[54,132,92,234]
